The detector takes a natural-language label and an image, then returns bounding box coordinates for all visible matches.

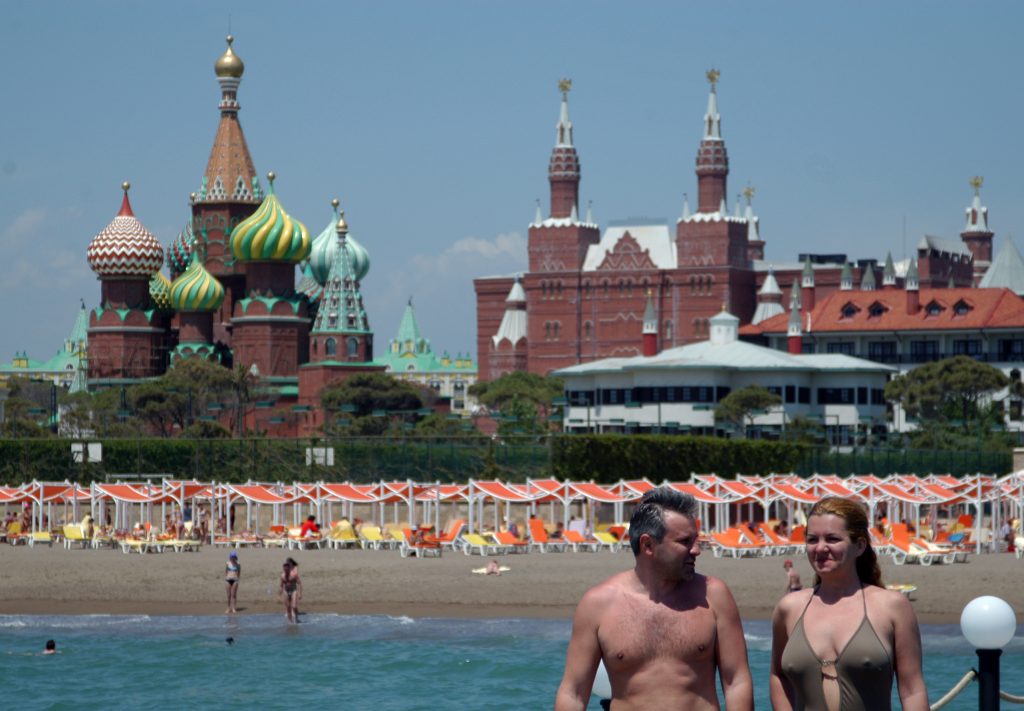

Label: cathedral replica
[473,72,994,379]
[84,37,382,436]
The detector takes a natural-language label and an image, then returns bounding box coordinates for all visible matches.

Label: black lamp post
[960,595,1017,711]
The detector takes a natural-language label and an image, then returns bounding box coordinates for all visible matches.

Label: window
[867,301,888,318]
[867,341,897,363]
[910,340,940,363]
[798,387,811,404]
[954,340,982,357]
[347,337,359,357]
[785,385,796,404]
[325,338,337,356]
[840,303,860,320]
[857,387,867,404]
[584,321,593,340]
[827,342,855,355]
[818,388,854,404]
[871,389,886,405]
[953,300,972,316]
[999,339,1024,361]
[664,321,673,340]
[924,300,944,317]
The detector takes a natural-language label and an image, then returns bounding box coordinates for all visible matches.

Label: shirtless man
[555,487,753,711]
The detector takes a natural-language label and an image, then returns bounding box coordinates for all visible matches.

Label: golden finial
[189,192,197,204]
[970,176,984,194]
[336,209,348,233]
[267,171,275,184]
[122,181,130,193]
[706,68,720,86]
[226,34,234,46]
[331,198,339,209]
[558,78,572,98]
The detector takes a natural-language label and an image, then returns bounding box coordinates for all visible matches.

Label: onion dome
[149,271,173,310]
[87,183,165,277]
[214,35,244,78]
[229,172,311,263]
[169,250,225,313]
[309,199,371,284]
[167,219,195,275]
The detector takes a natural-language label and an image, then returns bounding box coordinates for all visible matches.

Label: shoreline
[1,544,1015,625]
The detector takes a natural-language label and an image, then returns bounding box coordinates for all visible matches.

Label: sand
[1,542,1019,624]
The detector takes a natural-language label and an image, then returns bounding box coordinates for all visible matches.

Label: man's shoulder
[580,570,636,606]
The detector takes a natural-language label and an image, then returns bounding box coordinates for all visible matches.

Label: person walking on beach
[555,486,753,710]
[770,496,927,711]
[280,558,302,624]
[225,550,241,614]
[783,559,802,592]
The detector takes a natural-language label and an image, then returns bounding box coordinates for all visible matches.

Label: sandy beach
[1,543,1019,624]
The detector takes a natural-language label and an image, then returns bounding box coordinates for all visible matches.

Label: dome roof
[87,183,165,277]
[167,219,194,275]
[214,35,244,78]
[149,271,173,310]
[309,212,371,284]
[169,252,225,313]
[296,261,324,304]
[229,173,311,263]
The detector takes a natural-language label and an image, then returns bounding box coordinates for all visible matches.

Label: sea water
[2,615,1022,710]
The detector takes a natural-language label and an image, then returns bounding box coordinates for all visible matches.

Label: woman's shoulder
[773,588,813,618]
[865,584,913,615]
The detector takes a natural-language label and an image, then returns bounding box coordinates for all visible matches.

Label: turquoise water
[2,615,1023,710]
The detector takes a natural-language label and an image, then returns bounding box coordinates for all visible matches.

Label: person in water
[225,550,240,614]
[43,639,57,655]
[279,558,302,624]
[555,486,752,710]
[770,496,927,711]
[783,558,802,592]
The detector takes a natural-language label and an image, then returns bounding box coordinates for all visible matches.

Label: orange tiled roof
[740,287,1024,335]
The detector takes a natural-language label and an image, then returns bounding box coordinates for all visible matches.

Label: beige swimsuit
[781,586,893,711]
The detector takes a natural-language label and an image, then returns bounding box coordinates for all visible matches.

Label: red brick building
[473,73,992,380]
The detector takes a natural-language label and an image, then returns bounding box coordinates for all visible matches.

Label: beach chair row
[881,523,970,566]
[707,524,802,558]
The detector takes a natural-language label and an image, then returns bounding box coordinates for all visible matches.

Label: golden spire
[336,209,348,234]
[742,185,755,203]
[558,78,572,99]
[214,35,245,78]
[706,68,720,86]
[970,176,984,195]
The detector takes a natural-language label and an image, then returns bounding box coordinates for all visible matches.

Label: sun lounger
[494,530,531,553]
[430,519,467,552]
[6,522,28,546]
[562,530,600,553]
[326,523,360,550]
[461,533,509,556]
[528,519,566,553]
[118,537,148,554]
[708,528,765,558]
[287,527,323,550]
[913,537,961,564]
[28,531,53,548]
[359,525,391,550]
[396,528,442,558]
[63,524,90,549]
[755,523,796,555]
[592,531,623,552]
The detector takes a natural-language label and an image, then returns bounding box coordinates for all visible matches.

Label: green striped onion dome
[309,215,370,284]
[169,253,225,312]
[229,177,310,263]
[149,271,173,310]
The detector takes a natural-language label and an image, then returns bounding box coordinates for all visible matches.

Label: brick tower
[674,71,755,340]
[961,176,994,285]
[86,183,169,383]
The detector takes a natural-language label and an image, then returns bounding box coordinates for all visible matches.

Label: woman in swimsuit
[224,550,240,614]
[770,497,927,711]
[279,558,301,624]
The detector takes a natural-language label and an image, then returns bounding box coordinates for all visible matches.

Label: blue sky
[2,1,1023,364]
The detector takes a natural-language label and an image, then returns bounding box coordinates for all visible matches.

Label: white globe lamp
[960,595,1018,711]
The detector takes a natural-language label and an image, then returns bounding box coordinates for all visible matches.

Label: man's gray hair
[628,486,698,555]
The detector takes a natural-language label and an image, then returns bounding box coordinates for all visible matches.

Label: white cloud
[0,208,47,249]
[411,231,526,274]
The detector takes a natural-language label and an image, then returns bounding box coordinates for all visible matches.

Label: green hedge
[550,435,807,483]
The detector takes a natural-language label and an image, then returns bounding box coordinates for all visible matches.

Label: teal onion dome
[150,271,173,310]
[169,252,225,312]
[229,173,310,263]
[309,207,370,284]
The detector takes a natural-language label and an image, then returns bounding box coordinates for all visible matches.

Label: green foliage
[714,385,782,438]
[885,356,1010,428]
[470,372,563,436]
[320,373,428,436]
[551,434,807,482]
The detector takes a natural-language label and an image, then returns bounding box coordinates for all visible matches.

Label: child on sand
[783,558,802,592]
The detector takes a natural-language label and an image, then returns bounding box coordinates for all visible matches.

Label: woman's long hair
[808,496,882,588]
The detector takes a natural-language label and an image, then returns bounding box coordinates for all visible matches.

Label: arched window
[325,338,336,356]
[664,320,673,340]
[584,321,593,340]
[544,322,551,340]
[553,322,561,339]
[347,337,359,357]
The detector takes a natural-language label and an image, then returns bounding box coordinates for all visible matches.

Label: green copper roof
[374,300,475,374]
[0,301,89,388]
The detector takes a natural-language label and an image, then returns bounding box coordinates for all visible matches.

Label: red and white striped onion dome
[87,183,165,277]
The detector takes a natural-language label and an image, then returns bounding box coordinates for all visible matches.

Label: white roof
[980,237,1024,295]
[751,301,784,324]
[582,224,676,271]
[492,281,528,347]
[918,234,972,258]
[554,338,894,376]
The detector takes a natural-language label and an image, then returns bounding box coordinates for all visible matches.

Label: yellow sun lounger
[327,523,360,550]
